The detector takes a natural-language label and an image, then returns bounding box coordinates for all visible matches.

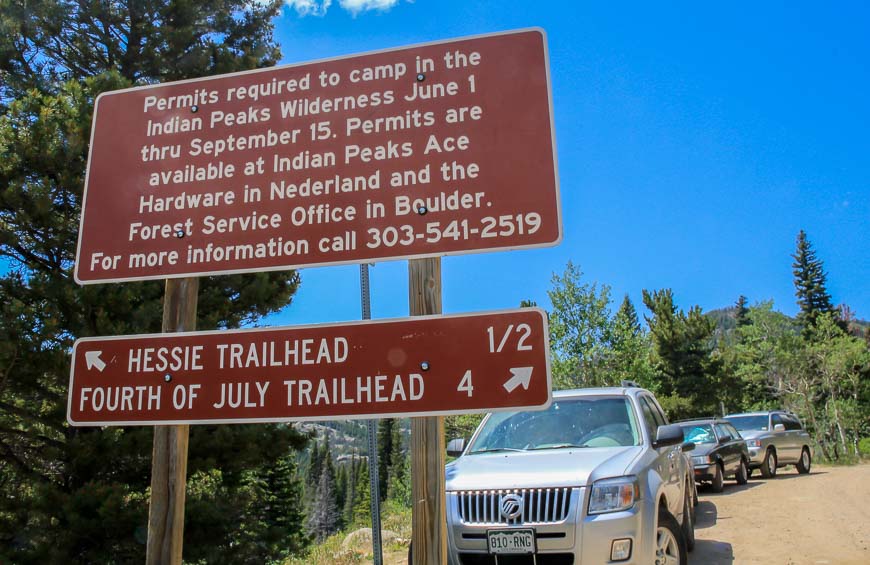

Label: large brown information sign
[67,308,551,426]
[74,29,560,284]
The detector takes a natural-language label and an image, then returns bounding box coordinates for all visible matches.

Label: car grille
[456,488,573,525]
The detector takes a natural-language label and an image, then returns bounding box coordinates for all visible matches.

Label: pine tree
[0,3,308,562]
[343,451,359,526]
[735,295,750,328]
[376,419,394,502]
[351,459,372,525]
[610,295,653,388]
[792,230,836,331]
[643,289,721,418]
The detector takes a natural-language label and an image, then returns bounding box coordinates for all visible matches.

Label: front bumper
[447,490,656,565]
[692,464,714,482]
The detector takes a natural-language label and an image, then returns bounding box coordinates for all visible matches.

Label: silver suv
[725,410,813,477]
[445,386,696,564]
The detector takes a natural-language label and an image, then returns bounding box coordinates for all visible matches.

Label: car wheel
[746,467,753,478]
[797,448,812,474]
[760,448,777,478]
[681,485,696,552]
[656,508,688,565]
[735,458,749,485]
[711,462,725,493]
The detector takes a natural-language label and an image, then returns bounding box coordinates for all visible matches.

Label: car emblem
[499,493,524,520]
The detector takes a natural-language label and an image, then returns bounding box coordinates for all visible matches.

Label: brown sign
[67,308,551,426]
[74,29,560,284]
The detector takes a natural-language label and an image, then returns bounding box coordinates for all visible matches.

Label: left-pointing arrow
[85,350,106,372]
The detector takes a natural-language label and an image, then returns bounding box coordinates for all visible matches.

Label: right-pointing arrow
[85,350,106,372]
[503,367,533,393]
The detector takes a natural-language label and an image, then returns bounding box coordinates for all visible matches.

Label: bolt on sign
[74,29,561,284]
[67,308,551,426]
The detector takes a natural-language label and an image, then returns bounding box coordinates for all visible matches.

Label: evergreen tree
[351,459,372,525]
[610,295,654,388]
[792,230,836,331]
[343,451,359,526]
[642,289,722,418]
[376,419,394,502]
[735,295,750,328]
[0,3,308,562]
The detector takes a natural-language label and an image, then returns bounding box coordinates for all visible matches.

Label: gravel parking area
[692,464,870,564]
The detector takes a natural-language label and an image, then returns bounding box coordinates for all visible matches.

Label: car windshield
[467,397,641,452]
[727,415,769,431]
[681,424,716,444]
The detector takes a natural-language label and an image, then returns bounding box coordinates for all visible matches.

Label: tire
[760,448,777,478]
[797,448,812,474]
[656,508,688,565]
[735,458,749,485]
[681,485,696,552]
[711,462,725,493]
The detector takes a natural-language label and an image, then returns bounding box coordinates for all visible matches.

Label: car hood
[689,443,717,457]
[445,446,644,491]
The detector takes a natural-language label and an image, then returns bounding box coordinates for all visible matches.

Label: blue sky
[263,0,869,327]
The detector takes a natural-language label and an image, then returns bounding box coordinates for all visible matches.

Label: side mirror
[773,424,785,432]
[652,424,685,449]
[447,438,466,457]
[681,441,696,453]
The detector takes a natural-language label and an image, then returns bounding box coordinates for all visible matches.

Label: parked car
[444,385,696,565]
[725,410,813,478]
[678,419,750,492]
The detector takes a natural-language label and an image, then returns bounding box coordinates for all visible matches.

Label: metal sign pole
[360,263,384,565]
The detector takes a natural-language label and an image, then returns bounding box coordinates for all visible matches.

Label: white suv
[445,386,696,565]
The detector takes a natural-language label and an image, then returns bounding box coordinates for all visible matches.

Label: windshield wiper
[527,443,588,450]
[468,447,526,454]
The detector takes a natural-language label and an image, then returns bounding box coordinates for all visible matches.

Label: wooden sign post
[146,277,198,565]
[409,257,446,565]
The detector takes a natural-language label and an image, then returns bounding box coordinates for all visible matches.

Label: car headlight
[745,439,761,448]
[691,455,710,465]
[588,477,639,515]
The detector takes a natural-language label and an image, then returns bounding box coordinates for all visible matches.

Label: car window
[642,396,667,428]
[650,397,670,425]
[714,423,732,441]
[638,398,659,442]
[467,397,641,452]
[680,423,716,444]
[783,414,802,431]
[725,423,742,439]
[727,414,769,431]
[771,414,784,429]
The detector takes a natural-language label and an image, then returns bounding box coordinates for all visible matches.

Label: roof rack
[620,380,642,388]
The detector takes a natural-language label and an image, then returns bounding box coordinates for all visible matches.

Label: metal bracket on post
[360,263,384,565]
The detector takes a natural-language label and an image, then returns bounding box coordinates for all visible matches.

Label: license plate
[487,529,536,554]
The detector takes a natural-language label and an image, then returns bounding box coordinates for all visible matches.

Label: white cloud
[338,0,400,15]
[285,0,332,16]
[283,0,399,17]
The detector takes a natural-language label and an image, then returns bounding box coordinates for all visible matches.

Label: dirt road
[691,464,870,564]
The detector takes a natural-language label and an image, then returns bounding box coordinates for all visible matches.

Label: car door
[713,423,739,474]
[770,413,795,462]
[782,414,804,463]
[641,395,683,517]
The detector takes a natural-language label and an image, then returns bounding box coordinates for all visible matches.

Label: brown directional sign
[74,28,561,284]
[67,308,551,426]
